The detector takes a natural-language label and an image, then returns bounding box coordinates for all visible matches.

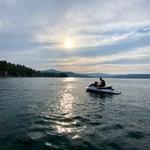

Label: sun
[64,38,74,49]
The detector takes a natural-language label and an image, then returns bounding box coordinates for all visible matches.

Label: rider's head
[100,77,102,80]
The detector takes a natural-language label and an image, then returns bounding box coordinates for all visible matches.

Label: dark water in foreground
[0,78,150,150]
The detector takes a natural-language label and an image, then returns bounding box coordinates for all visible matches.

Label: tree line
[0,61,68,77]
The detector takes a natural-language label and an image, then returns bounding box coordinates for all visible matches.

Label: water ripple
[0,78,150,150]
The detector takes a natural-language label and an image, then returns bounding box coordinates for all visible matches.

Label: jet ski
[86,84,121,95]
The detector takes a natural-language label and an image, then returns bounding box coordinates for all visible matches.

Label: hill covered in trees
[0,61,68,77]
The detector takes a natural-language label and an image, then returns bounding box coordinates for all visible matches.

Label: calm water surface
[0,78,150,150]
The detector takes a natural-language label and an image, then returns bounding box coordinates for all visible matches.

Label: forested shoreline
[0,61,68,77]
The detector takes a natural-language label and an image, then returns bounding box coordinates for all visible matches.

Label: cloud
[43,46,150,73]
[0,0,150,73]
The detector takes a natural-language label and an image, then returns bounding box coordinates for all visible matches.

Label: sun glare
[64,38,74,49]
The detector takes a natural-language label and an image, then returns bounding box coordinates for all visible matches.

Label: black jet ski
[86,84,121,95]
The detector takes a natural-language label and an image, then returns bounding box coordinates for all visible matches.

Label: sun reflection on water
[55,78,78,135]
[59,93,74,115]
[58,77,77,116]
[63,77,77,83]
[56,125,73,134]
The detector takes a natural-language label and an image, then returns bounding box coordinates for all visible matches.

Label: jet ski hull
[86,86,121,95]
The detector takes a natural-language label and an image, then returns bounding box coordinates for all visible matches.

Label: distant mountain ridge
[84,73,113,77]
[44,69,150,79]
[44,69,90,78]
[112,74,150,79]
[43,69,62,74]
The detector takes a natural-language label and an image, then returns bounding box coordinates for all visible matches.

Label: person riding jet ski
[90,78,106,88]
[99,77,106,87]
[87,78,121,94]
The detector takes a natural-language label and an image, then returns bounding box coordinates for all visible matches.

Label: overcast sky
[0,0,150,73]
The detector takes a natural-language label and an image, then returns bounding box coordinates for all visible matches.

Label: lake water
[0,78,150,150]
